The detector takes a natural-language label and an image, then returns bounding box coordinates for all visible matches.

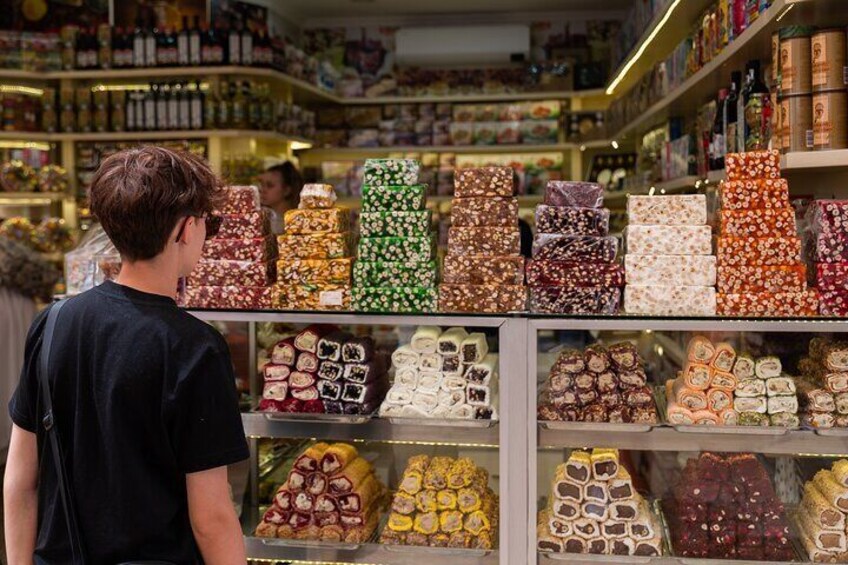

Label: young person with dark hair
[258,161,304,233]
[4,146,249,564]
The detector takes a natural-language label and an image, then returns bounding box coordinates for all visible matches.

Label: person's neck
[271,200,293,217]
[115,257,180,299]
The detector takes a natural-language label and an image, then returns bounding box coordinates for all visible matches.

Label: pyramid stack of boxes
[273,184,354,310]
[352,159,438,313]
[716,150,818,316]
[439,166,526,313]
[183,185,275,309]
[624,194,716,316]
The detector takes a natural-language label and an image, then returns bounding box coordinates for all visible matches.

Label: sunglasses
[174,214,223,243]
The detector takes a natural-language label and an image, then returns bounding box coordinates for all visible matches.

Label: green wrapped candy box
[357,236,434,262]
[361,184,426,212]
[738,411,770,426]
[363,159,420,187]
[353,260,438,287]
[352,286,437,313]
[360,210,432,238]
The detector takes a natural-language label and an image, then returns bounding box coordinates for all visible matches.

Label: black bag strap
[38,299,87,565]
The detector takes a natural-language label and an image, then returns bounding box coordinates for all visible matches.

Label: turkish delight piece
[816,263,848,292]
[361,184,426,212]
[808,200,848,236]
[263,363,290,382]
[736,379,767,397]
[277,232,351,260]
[716,290,819,317]
[204,235,276,262]
[716,236,801,266]
[767,395,798,414]
[451,197,518,227]
[352,286,438,313]
[359,210,431,238]
[410,326,441,354]
[188,259,274,287]
[357,236,434,262]
[215,210,270,239]
[298,183,337,209]
[766,376,796,396]
[719,208,797,238]
[181,285,271,310]
[341,337,374,363]
[341,381,385,404]
[275,258,353,285]
[271,284,351,311]
[725,150,781,180]
[624,224,712,256]
[719,178,789,211]
[262,381,288,401]
[627,194,707,226]
[529,285,621,315]
[283,208,349,235]
[466,354,498,385]
[442,255,525,285]
[271,337,297,366]
[544,180,604,208]
[717,264,807,294]
[316,331,351,362]
[526,260,624,287]
[294,325,336,354]
[461,333,488,364]
[352,260,437,288]
[438,284,526,313]
[625,285,717,316]
[820,291,848,316]
[454,166,513,198]
[220,185,260,215]
[625,255,717,286]
[447,226,520,256]
[317,379,342,400]
[296,352,320,373]
[363,158,420,187]
[535,205,610,236]
[317,361,344,382]
[343,362,380,384]
[532,234,618,262]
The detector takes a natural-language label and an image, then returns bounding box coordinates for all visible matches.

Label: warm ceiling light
[290,141,313,151]
[0,140,51,150]
[0,85,43,97]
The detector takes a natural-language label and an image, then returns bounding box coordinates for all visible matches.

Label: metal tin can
[779,26,814,94]
[812,28,847,91]
[778,93,812,153]
[813,89,848,150]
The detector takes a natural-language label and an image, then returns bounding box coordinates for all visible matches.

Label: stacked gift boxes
[798,337,848,428]
[536,449,663,556]
[378,326,498,421]
[663,452,794,561]
[255,442,386,543]
[717,150,818,316]
[528,181,623,314]
[183,185,275,309]
[380,455,498,549]
[273,184,353,310]
[624,194,716,316]
[804,200,848,316]
[797,460,848,562]
[439,166,526,313]
[352,159,438,312]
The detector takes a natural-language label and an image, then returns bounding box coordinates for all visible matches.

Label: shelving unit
[298,140,612,157]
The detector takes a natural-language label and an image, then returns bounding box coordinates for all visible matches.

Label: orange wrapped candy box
[719,178,789,211]
[716,237,801,266]
[717,265,807,294]
[717,290,819,317]
[719,208,796,238]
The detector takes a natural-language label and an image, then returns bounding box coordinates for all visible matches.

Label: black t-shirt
[10,281,249,565]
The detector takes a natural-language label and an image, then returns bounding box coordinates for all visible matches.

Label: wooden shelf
[300,140,611,157]
[0,131,55,142]
[782,149,848,171]
[343,89,608,105]
[0,129,310,144]
[0,192,69,202]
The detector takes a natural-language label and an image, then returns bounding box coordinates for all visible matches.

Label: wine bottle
[178,17,190,66]
[189,16,201,65]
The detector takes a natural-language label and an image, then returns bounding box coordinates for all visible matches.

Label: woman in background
[259,161,304,234]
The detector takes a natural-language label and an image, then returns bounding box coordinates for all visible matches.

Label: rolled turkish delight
[466,384,493,407]
[451,197,518,227]
[719,208,796,238]
[816,263,848,292]
[359,210,431,238]
[318,379,342,400]
[619,368,648,388]
[544,180,604,208]
[340,337,374,363]
[734,396,767,413]
[832,460,848,487]
[798,380,837,412]
[204,235,276,262]
[283,208,348,235]
[352,260,437,288]
[770,412,799,427]
[625,254,717,286]
[625,285,716,316]
[537,513,564,552]
[361,184,426,212]
[687,336,716,364]
[272,284,350,310]
[529,286,620,314]
[610,500,639,522]
[352,286,437,313]
[263,363,290,382]
[716,236,801,266]
[447,226,520,256]
[316,331,351,362]
[410,326,441,354]
[766,376,796,396]
[439,284,526,313]
[440,355,462,376]
[535,205,610,236]
[298,183,336,209]
[294,325,336,354]
[814,470,848,513]
[563,451,591,485]
[590,448,619,481]
[720,178,789,210]
[318,361,343,382]
[733,354,756,380]
[357,236,433,262]
[737,379,767,397]
[442,254,525,285]
[563,535,587,553]
[627,194,707,226]
[392,345,420,369]
[341,381,383,404]
[466,354,498,385]
[717,264,807,294]
[363,159,420,187]
[343,362,380,384]
[454,166,513,198]
[275,258,352,285]
[581,499,609,521]
[624,224,712,255]
[767,395,799,414]
[672,379,708,410]
[716,290,819,317]
[417,371,442,393]
[525,260,623,287]
[573,517,601,540]
[296,353,320,373]
[712,342,737,373]
[187,259,274,287]
[725,150,781,180]
[457,333,487,364]
[802,411,836,428]
[548,514,573,537]
[262,381,288,401]
[532,234,617,262]
[271,338,297,366]
[215,211,270,240]
[181,285,271,310]
[290,384,319,401]
[277,232,350,260]
[387,512,414,532]
[608,342,639,371]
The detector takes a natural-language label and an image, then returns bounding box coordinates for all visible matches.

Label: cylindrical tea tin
[779,26,814,94]
[812,89,848,150]
[812,28,847,91]
[779,93,812,152]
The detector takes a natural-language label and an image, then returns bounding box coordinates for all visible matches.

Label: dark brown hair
[266,161,304,204]
[89,146,225,262]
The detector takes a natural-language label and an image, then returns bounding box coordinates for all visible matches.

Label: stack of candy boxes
[804,199,848,316]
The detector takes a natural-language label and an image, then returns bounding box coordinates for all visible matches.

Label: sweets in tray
[804,200,848,316]
[274,184,354,310]
[181,186,276,309]
[537,449,662,556]
[537,341,659,424]
[798,338,848,428]
[439,166,526,313]
[258,325,389,416]
[529,181,623,314]
[665,336,799,428]
[624,194,716,316]
[353,159,438,313]
[379,326,498,421]
[716,150,817,317]
[380,455,498,549]
[663,452,794,560]
[797,459,848,561]
[255,442,386,543]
